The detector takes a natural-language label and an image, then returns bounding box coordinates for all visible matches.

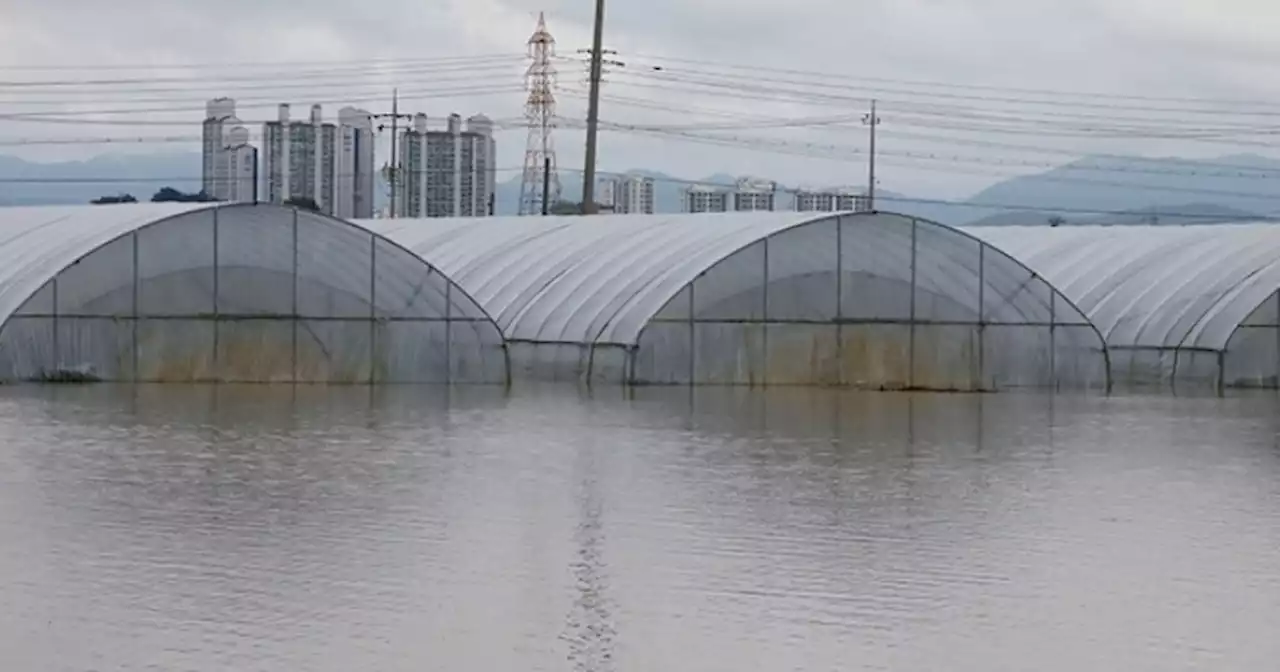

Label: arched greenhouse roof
[0,202,502,332]
[0,203,206,322]
[966,223,1280,352]
[358,211,1102,346]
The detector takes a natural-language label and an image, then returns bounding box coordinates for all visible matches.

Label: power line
[614,52,1280,110]
[0,117,529,146]
[0,68,525,104]
[575,77,1280,149]
[0,166,528,184]
[608,67,1280,123]
[561,89,1280,174]
[0,80,527,117]
[0,85,528,126]
[0,53,527,75]
[586,121,1280,202]
[582,66,1280,139]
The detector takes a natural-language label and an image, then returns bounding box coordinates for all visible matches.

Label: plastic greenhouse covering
[969,223,1280,390]
[0,203,507,383]
[360,212,1108,390]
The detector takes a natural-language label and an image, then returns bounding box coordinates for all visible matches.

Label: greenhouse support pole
[1049,290,1057,391]
[131,231,140,382]
[368,235,377,385]
[907,219,917,389]
[762,238,770,387]
[835,217,843,386]
[444,281,453,385]
[1216,350,1225,397]
[977,243,985,391]
[291,209,299,381]
[688,281,696,385]
[211,207,220,375]
[50,277,59,374]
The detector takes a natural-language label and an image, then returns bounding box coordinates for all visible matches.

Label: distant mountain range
[0,153,202,206]
[4,151,1280,226]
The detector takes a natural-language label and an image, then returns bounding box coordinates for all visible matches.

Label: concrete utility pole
[371,89,412,218]
[862,99,879,211]
[580,0,606,214]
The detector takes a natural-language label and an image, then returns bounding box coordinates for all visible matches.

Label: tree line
[91,188,319,211]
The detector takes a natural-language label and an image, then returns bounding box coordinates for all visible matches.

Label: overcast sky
[1,0,1278,199]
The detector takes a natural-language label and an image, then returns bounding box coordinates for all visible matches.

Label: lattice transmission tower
[519,12,561,215]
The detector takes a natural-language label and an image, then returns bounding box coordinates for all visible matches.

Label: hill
[967,203,1266,227]
[962,154,1280,224]
[0,152,201,205]
[7,151,1280,227]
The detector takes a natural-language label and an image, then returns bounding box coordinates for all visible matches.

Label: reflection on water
[1,384,1279,671]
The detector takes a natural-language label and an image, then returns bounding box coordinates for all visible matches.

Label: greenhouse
[0,203,506,383]
[359,211,1108,390]
[969,223,1280,390]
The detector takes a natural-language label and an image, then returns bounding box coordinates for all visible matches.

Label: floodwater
[1,385,1279,671]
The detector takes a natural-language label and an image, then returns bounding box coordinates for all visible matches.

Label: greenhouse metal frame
[0,203,508,384]
[362,211,1110,391]
[970,223,1280,391]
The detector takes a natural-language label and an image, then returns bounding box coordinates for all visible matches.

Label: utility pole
[580,0,606,214]
[542,157,551,215]
[862,99,879,211]
[371,89,412,218]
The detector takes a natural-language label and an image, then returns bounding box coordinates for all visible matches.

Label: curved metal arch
[355,211,1105,385]
[967,223,1280,354]
[0,202,211,325]
[0,203,502,333]
[625,212,1110,383]
[356,212,821,344]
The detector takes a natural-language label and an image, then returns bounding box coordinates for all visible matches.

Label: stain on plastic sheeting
[133,321,371,383]
[214,339,298,383]
[838,326,912,390]
[909,327,982,392]
[763,327,842,386]
[693,323,764,385]
[292,335,372,384]
[135,348,215,382]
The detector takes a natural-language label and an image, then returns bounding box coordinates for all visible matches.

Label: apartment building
[222,125,258,203]
[262,104,335,212]
[732,177,777,212]
[600,174,655,214]
[396,113,496,218]
[201,97,257,202]
[335,107,376,219]
[795,188,871,213]
[683,185,730,213]
[683,177,781,213]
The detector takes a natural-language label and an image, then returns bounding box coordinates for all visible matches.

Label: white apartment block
[335,107,376,219]
[396,113,496,218]
[222,125,258,203]
[596,179,617,212]
[202,97,257,202]
[684,177,779,213]
[796,188,871,213]
[684,185,730,213]
[732,177,777,212]
[605,175,655,214]
[263,104,336,213]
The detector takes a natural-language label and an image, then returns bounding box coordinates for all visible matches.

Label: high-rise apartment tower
[396,113,497,218]
[202,98,257,202]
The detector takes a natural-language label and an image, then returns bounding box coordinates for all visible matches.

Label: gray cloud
[0,0,1277,198]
